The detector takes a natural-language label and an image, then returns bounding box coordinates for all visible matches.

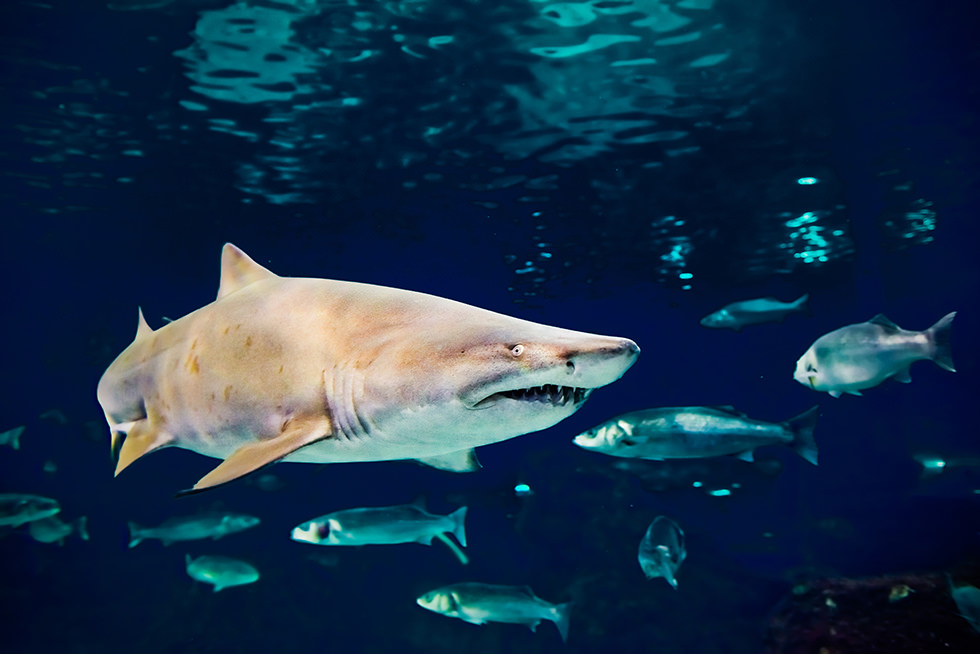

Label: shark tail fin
[927,311,956,372]
[785,405,820,466]
[127,522,144,548]
[449,506,468,548]
[552,602,574,643]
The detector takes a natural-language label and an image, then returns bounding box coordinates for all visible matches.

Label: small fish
[291,499,469,564]
[28,515,89,545]
[0,493,60,527]
[185,554,259,592]
[794,312,956,397]
[291,498,467,548]
[127,512,260,548]
[638,516,686,588]
[0,426,24,450]
[417,582,573,643]
[948,574,980,634]
[700,294,809,331]
[574,405,819,465]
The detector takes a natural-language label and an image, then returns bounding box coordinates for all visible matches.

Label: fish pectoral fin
[115,421,173,476]
[415,449,482,473]
[185,419,333,494]
[734,449,755,462]
[892,367,912,383]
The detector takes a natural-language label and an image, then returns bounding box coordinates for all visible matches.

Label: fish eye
[806,363,817,373]
[510,344,524,357]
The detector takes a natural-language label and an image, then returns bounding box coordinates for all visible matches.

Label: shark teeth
[499,385,589,406]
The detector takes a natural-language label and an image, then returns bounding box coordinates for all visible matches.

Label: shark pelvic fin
[217,243,279,300]
[115,421,173,476]
[186,417,333,493]
[415,448,482,473]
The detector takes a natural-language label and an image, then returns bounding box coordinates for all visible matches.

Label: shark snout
[566,337,640,388]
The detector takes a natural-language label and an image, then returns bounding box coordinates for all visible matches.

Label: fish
[185,554,259,592]
[416,582,573,643]
[700,294,809,331]
[292,498,468,565]
[97,243,640,493]
[573,405,819,465]
[637,516,686,589]
[0,426,24,450]
[794,312,956,397]
[0,493,60,527]
[291,498,467,548]
[948,575,980,634]
[28,515,89,545]
[127,512,260,548]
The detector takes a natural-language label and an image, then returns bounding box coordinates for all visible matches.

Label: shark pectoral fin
[115,421,173,476]
[186,419,332,494]
[415,449,482,473]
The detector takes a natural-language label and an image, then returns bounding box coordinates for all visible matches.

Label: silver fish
[127,512,260,548]
[417,582,573,643]
[794,313,956,397]
[574,405,819,465]
[185,554,259,592]
[28,515,89,545]
[948,575,980,634]
[0,493,60,527]
[97,244,639,493]
[291,499,466,548]
[638,516,686,588]
[700,294,809,331]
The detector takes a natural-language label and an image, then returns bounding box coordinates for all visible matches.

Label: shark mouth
[477,384,590,408]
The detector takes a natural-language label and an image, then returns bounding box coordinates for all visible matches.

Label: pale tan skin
[98,244,639,492]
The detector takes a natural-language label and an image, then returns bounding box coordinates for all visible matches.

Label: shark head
[335,300,640,456]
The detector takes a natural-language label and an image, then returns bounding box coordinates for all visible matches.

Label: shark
[97,244,640,493]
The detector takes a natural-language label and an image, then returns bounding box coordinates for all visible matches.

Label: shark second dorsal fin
[869,314,900,332]
[217,244,279,300]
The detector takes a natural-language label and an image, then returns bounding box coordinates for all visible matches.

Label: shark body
[97,244,639,492]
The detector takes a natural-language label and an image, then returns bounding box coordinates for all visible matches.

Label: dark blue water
[1,0,977,652]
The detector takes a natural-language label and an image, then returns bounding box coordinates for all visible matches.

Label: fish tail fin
[794,293,811,315]
[127,521,143,548]
[76,516,90,541]
[552,602,574,643]
[449,506,468,548]
[785,405,820,466]
[927,311,956,372]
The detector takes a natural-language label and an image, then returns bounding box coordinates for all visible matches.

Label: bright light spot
[796,177,819,185]
[708,489,732,497]
[514,483,533,497]
[679,272,694,280]
[692,481,703,488]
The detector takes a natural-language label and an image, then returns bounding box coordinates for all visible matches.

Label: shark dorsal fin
[868,314,900,332]
[135,307,153,340]
[217,244,278,300]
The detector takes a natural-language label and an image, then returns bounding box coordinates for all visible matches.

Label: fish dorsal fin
[217,244,278,300]
[135,307,153,340]
[710,405,743,416]
[869,314,900,332]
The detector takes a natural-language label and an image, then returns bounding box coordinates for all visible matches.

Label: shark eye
[510,344,525,357]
